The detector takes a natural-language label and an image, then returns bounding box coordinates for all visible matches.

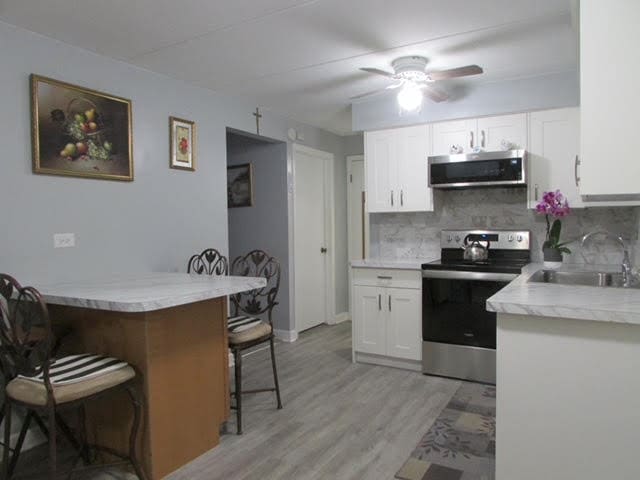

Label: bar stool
[228,250,283,434]
[0,274,146,480]
[187,248,228,276]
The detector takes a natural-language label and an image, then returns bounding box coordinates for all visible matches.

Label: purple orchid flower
[536,190,572,254]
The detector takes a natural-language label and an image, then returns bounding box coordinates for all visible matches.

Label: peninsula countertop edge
[28,272,267,313]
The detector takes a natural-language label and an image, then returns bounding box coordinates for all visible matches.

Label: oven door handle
[421,270,519,282]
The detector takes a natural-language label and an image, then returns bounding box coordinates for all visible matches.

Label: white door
[529,108,583,209]
[386,288,421,360]
[396,125,433,212]
[365,130,397,212]
[477,113,528,151]
[353,285,386,355]
[432,119,477,155]
[348,156,366,260]
[294,145,330,332]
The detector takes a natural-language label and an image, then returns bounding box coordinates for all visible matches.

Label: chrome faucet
[581,231,633,287]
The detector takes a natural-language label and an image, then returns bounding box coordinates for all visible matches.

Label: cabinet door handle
[388,294,391,311]
[390,190,394,206]
[481,130,486,148]
[574,155,580,187]
[470,131,474,149]
[377,275,392,280]
[378,294,381,311]
[535,184,539,201]
[400,189,404,206]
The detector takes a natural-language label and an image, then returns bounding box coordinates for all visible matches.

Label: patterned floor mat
[395,381,496,480]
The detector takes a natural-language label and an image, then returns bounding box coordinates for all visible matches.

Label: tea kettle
[462,236,490,262]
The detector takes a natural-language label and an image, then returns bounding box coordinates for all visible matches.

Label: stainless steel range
[421,229,531,384]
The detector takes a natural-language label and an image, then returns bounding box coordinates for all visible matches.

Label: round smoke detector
[391,56,429,82]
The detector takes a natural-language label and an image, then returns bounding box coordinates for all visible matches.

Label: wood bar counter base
[31,273,266,480]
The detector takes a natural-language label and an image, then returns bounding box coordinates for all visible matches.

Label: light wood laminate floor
[19,322,460,479]
[168,321,460,480]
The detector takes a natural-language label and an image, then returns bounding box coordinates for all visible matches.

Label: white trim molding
[333,312,351,324]
[274,329,299,342]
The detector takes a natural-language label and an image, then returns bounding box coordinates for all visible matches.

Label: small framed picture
[227,163,254,208]
[169,116,195,171]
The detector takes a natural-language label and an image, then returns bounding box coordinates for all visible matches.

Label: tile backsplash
[369,188,640,266]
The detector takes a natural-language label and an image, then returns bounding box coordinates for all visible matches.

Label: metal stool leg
[8,411,34,475]
[47,405,56,480]
[233,349,243,435]
[125,385,146,480]
[3,402,11,480]
[269,337,283,410]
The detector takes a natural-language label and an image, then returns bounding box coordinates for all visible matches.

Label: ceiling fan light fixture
[397,82,423,112]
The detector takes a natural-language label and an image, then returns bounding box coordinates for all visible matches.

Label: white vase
[543,261,563,270]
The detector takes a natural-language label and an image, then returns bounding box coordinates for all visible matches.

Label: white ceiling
[0,0,577,135]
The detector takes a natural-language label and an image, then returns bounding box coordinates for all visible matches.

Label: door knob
[320,247,327,253]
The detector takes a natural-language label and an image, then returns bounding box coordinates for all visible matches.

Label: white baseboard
[273,329,298,342]
[354,351,422,372]
[333,312,351,324]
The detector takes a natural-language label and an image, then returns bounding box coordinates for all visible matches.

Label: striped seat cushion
[228,315,272,344]
[19,353,129,386]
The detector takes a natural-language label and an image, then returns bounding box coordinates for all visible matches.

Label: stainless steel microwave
[428,149,527,189]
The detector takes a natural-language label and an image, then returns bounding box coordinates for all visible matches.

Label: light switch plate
[53,233,76,248]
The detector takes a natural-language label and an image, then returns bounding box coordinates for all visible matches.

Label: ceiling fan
[351,56,483,109]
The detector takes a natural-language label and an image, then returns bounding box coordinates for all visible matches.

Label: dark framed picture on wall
[169,116,196,171]
[31,74,133,181]
[227,163,254,208]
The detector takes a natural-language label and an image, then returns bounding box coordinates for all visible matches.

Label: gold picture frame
[227,163,254,208]
[169,116,196,171]
[31,74,133,181]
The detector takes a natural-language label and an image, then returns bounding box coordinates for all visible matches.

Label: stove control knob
[508,234,514,242]
[447,235,453,243]
[454,235,461,243]
[517,235,523,242]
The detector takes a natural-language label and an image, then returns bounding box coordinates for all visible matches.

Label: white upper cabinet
[580,0,640,202]
[396,125,431,212]
[365,129,397,212]
[431,119,477,155]
[477,113,527,151]
[432,114,527,156]
[528,108,583,209]
[365,125,432,213]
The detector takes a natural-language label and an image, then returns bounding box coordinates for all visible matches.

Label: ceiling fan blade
[385,82,404,90]
[349,87,388,100]
[360,67,395,78]
[427,65,483,81]
[421,84,449,103]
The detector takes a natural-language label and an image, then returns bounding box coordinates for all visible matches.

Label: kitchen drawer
[352,268,421,289]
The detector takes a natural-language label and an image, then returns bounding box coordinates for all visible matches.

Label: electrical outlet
[53,233,76,248]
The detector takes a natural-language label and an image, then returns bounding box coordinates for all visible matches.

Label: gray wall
[343,133,364,156]
[0,19,349,324]
[226,133,290,331]
[352,71,579,132]
[370,188,640,266]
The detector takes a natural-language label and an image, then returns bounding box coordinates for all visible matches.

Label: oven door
[421,270,515,383]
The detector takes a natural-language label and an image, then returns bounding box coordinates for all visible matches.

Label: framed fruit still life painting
[169,116,196,171]
[31,74,133,181]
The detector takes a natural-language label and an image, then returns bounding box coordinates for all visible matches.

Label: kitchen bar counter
[487,262,640,324]
[350,257,436,270]
[32,273,264,479]
[31,272,265,312]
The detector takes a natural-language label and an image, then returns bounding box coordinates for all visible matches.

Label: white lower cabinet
[352,268,422,367]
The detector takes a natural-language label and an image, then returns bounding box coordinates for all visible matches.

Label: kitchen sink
[528,269,638,288]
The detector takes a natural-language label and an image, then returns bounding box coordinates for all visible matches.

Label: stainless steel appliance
[428,150,527,189]
[421,229,530,384]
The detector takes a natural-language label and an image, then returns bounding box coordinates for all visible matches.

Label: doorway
[292,144,335,333]
[226,128,290,335]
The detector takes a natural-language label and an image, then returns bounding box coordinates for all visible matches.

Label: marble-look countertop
[487,263,640,325]
[350,258,436,270]
[28,273,266,313]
